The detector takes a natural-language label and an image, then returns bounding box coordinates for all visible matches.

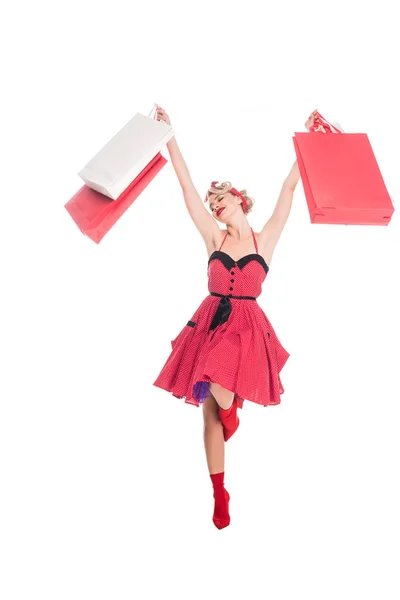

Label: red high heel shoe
[213,488,230,529]
[210,472,230,529]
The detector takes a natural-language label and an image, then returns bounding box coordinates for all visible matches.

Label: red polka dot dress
[152,228,290,409]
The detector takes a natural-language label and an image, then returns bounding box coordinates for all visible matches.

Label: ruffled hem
[153,361,289,410]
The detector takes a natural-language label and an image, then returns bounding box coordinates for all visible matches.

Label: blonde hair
[205,181,255,215]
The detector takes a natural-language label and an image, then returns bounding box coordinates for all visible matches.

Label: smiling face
[209,192,241,220]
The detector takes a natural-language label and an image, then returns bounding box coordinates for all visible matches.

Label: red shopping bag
[65,151,167,243]
[293,111,394,225]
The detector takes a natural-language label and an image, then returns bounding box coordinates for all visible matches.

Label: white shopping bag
[78,105,174,200]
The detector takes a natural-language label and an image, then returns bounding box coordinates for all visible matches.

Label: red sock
[218,398,240,441]
[210,471,230,529]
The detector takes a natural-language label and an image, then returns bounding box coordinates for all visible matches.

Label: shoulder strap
[219,231,229,251]
[251,228,258,253]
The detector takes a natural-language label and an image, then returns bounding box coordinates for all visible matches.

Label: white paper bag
[78,108,174,200]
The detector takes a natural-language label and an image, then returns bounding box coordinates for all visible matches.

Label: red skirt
[152,294,290,409]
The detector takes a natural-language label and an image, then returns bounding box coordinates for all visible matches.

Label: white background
[1,0,399,599]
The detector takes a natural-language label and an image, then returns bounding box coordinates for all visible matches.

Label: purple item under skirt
[192,380,210,404]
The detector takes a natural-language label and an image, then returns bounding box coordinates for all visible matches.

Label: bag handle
[148,104,158,120]
[310,110,343,134]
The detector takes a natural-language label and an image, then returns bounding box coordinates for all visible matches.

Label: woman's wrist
[167,135,177,149]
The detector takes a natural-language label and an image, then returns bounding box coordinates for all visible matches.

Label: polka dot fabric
[152,228,290,409]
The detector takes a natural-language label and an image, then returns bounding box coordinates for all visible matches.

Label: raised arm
[258,111,317,255]
[156,106,220,247]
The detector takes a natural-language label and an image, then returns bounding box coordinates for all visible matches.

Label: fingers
[155,106,169,124]
[155,106,166,122]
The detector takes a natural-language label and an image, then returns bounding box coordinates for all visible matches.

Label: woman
[153,105,316,529]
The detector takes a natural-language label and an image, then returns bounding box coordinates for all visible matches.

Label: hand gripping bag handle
[309,110,344,134]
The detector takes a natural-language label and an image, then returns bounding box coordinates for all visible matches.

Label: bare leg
[203,391,232,528]
[202,394,225,474]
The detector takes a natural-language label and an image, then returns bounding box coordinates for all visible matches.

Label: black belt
[208,291,257,333]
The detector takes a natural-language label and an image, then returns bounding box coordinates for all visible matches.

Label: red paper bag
[293,111,394,225]
[65,152,167,243]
